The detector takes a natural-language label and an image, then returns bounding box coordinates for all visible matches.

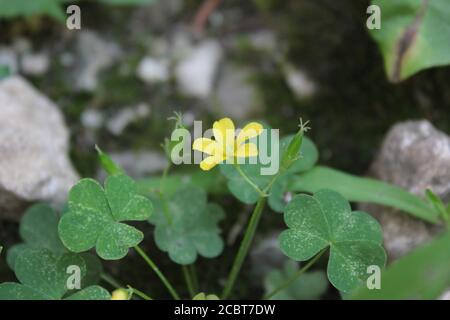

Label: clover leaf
[58,174,153,260]
[220,135,318,205]
[150,187,225,265]
[279,189,386,293]
[264,260,328,300]
[0,248,110,300]
[7,204,103,288]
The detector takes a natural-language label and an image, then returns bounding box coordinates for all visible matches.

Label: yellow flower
[111,288,129,300]
[193,118,263,171]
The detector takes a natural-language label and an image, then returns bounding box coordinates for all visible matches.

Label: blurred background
[0,0,449,299]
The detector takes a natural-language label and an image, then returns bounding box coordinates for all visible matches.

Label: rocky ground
[1,0,450,299]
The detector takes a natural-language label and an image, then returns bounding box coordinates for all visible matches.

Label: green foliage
[0,0,158,22]
[6,204,103,288]
[0,248,110,300]
[0,0,68,22]
[350,232,450,299]
[291,166,440,224]
[371,0,450,82]
[58,174,153,260]
[96,145,125,176]
[279,189,386,293]
[264,261,328,300]
[220,136,318,205]
[150,187,225,265]
[193,292,220,300]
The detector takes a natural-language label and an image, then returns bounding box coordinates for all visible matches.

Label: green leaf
[350,231,450,299]
[279,189,386,293]
[58,175,153,260]
[220,136,318,205]
[0,248,110,300]
[98,0,157,5]
[193,292,220,300]
[264,260,328,300]
[6,204,103,288]
[291,166,440,224]
[370,0,450,82]
[0,0,67,22]
[96,145,125,176]
[151,187,225,265]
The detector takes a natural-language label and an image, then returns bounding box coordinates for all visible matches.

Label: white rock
[0,77,79,220]
[175,40,223,99]
[137,57,170,83]
[108,151,168,179]
[284,65,317,98]
[106,103,151,136]
[249,30,277,51]
[0,47,18,74]
[21,52,50,76]
[216,64,256,120]
[81,109,104,129]
[75,30,121,91]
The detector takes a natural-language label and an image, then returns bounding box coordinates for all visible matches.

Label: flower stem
[263,249,327,300]
[221,197,267,299]
[101,273,122,289]
[128,286,153,300]
[182,265,195,298]
[159,163,173,225]
[134,245,180,300]
[234,163,267,197]
[189,264,199,293]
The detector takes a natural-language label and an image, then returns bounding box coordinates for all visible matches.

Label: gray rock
[175,40,223,99]
[0,47,18,74]
[106,103,151,136]
[136,56,170,83]
[75,30,121,91]
[0,77,79,220]
[250,232,288,279]
[81,108,104,130]
[216,64,256,120]
[360,120,450,261]
[98,150,167,180]
[20,52,50,76]
[284,65,317,98]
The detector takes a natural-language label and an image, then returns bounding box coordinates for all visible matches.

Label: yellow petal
[199,156,220,171]
[192,138,218,155]
[111,289,129,300]
[236,122,263,146]
[236,143,258,158]
[213,118,235,146]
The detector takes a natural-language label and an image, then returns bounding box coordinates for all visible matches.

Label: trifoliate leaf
[58,175,153,260]
[264,261,328,300]
[279,189,386,293]
[193,292,220,300]
[220,136,318,205]
[150,187,224,265]
[7,204,103,288]
[0,248,110,300]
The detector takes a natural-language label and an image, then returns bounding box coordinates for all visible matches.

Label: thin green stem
[189,264,199,293]
[182,265,195,298]
[101,273,122,289]
[159,163,173,225]
[221,197,267,299]
[128,286,153,300]
[263,249,327,300]
[134,245,180,300]
[234,163,267,197]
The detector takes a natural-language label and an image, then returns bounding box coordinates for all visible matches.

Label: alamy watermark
[169,121,280,176]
